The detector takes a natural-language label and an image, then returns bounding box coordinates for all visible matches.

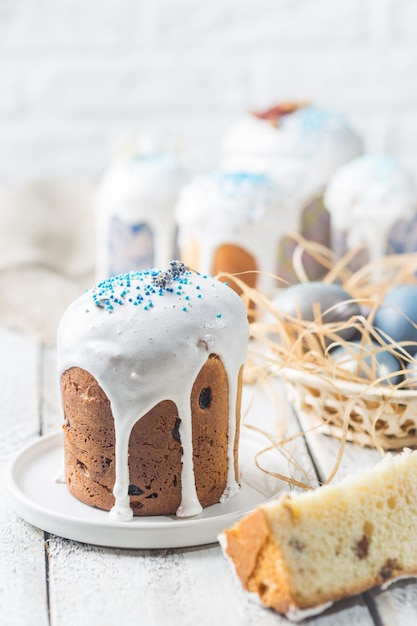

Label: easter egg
[272,281,360,341]
[374,284,417,352]
[404,359,417,389]
[330,340,402,385]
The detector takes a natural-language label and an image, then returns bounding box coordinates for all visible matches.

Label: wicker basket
[281,366,417,450]
[228,245,417,451]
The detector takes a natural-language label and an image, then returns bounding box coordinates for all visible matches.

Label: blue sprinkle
[217,313,222,318]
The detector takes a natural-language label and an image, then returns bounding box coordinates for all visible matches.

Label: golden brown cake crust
[191,355,229,508]
[223,508,296,614]
[61,367,183,515]
[61,353,239,516]
[212,243,257,291]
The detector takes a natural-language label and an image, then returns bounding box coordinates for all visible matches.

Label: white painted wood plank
[0,326,49,626]
[46,535,375,626]
[241,380,319,495]
[370,580,417,626]
[0,326,42,450]
[294,406,382,483]
[47,540,267,626]
[39,344,62,435]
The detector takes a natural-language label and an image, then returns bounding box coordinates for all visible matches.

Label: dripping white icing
[57,264,249,520]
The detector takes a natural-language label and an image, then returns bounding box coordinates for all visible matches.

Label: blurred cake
[95,152,185,280]
[221,103,363,281]
[175,171,291,295]
[221,448,417,620]
[324,154,417,270]
[58,261,249,520]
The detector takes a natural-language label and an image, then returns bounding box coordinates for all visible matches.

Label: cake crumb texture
[222,449,417,615]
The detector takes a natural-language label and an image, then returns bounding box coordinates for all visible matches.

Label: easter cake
[221,103,362,199]
[221,448,417,620]
[324,154,417,270]
[175,171,290,296]
[57,261,249,520]
[95,152,184,280]
[221,103,363,282]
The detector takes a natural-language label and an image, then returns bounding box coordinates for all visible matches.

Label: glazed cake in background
[95,152,185,280]
[221,103,362,197]
[221,448,417,620]
[324,154,417,270]
[58,261,249,520]
[175,171,290,296]
[221,103,363,282]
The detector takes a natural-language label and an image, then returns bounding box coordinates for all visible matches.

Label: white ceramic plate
[6,431,278,549]
[6,383,288,549]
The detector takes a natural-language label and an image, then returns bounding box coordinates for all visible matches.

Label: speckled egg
[330,340,402,385]
[272,281,361,341]
[374,284,417,352]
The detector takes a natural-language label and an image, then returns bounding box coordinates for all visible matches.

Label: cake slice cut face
[221,449,417,620]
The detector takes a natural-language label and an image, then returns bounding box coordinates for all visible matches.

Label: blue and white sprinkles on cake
[57,263,249,522]
[175,170,279,227]
[89,262,227,316]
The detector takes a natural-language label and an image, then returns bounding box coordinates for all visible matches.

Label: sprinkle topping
[91,262,205,314]
[152,260,186,289]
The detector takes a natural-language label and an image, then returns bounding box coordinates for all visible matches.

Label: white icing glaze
[95,153,185,280]
[57,264,249,520]
[174,171,292,293]
[221,105,363,208]
[324,154,417,262]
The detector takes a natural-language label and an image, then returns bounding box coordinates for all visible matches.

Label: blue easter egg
[330,341,402,385]
[404,359,417,389]
[374,284,417,353]
[272,281,360,341]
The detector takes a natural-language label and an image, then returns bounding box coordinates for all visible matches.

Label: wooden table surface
[1,322,417,626]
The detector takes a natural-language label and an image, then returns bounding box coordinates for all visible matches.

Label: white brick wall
[1,0,417,185]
